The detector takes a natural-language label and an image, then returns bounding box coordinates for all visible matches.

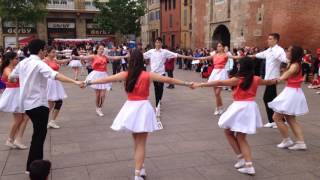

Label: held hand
[191,82,201,89]
[74,81,85,88]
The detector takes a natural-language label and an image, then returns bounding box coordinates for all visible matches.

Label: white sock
[135,170,140,176]
[236,154,243,159]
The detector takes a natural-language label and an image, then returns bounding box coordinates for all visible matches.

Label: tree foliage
[94,0,146,36]
[0,0,48,23]
[0,0,48,47]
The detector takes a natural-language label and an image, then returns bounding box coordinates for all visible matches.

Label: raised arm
[56,59,70,65]
[106,53,130,61]
[73,55,95,61]
[193,77,238,88]
[259,78,278,86]
[86,71,126,85]
[177,54,195,60]
[198,55,214,60]
[149,72,193,87]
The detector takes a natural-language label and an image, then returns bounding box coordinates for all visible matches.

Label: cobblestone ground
[0,66,319,180]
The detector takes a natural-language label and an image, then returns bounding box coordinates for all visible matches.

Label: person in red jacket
[165,55,176,89]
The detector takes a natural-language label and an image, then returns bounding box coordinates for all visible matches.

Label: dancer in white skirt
[199,42,240,115]
[77,44,129,117]
[69,48,82,80]
[193,57,277,175]
[268,46,308,150]
[83,49,193,180]
[44,47,70,129]
[0,52,28,149]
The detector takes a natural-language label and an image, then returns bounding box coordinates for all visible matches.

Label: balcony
[47,0,75,10]
[85,1,99,11]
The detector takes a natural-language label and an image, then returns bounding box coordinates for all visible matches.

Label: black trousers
[263,85,277,123]
[112,62,121,75]
[153,80,164,107]
[25,106,49,171]
[166,70,174,87]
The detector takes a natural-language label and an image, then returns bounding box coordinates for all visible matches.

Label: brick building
[0,0,111,47]
[160,0,181,49]
[159,0,192,49]
[192,0,320,52]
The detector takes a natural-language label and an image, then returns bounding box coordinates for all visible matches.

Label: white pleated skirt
[208,69,229,82]
[111,100,160,133]
[86,70,112,90]
[218,101,263,134]
[0,88,24,113]
[68,60,82,67]
[268,87,309,116]
[47,79,67,101]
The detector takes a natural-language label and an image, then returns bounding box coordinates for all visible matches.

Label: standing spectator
[121,46,128,71]
[302,49,312,83]
[109,45,121,75]
[176,48,183,69]
[84,48,94,74]
[165,50,176,89]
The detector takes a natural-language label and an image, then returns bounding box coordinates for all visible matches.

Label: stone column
[37,18,48,43]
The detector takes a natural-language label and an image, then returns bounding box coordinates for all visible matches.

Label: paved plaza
[0,67,320,180]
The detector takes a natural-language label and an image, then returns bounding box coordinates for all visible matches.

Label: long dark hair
[125,49,145,92]
[71,48,79,56]
[237,57,255,90]
[289,46,303,65]
[0,52,17,75]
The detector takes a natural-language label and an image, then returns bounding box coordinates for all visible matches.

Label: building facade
[180,0,192,49]
[140,0,161,49]
[0,0,111,47]
[159,0,192,49]
[192,0,320,52]
[160,0,181,49]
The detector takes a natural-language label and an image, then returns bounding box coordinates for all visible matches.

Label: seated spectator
[29,160,51,180]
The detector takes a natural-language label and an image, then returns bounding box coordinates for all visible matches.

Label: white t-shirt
[143,49,178,74]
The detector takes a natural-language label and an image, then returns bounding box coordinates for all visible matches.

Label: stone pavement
[0,66,320,180]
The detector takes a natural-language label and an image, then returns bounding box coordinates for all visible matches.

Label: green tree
[94,0,146,39]
[0,0,48,48]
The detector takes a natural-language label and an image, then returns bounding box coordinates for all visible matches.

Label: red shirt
[126,71,150,101]
[233,76,261,101]
[92,55,108,72]
[213,54,228,69]
[287,66,303,88]
[165,58,175,71]
[45,59,59,71]
[303,55,312,64]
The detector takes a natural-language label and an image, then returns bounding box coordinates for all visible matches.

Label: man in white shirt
[9,39,82,173]
[251,33,287,128]
[143,38,194,116]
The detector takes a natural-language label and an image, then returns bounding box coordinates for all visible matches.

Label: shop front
[2,20,37,48]
[47,18,76,45]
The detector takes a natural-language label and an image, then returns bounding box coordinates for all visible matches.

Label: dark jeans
[122,63,128,71]
[177,58,183,69]
[153,76,165,106]
[263,85,277,123]
[25,106,49,171]
[166,70,174,87]
[112,62,121,75]
[302,63,311,82]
